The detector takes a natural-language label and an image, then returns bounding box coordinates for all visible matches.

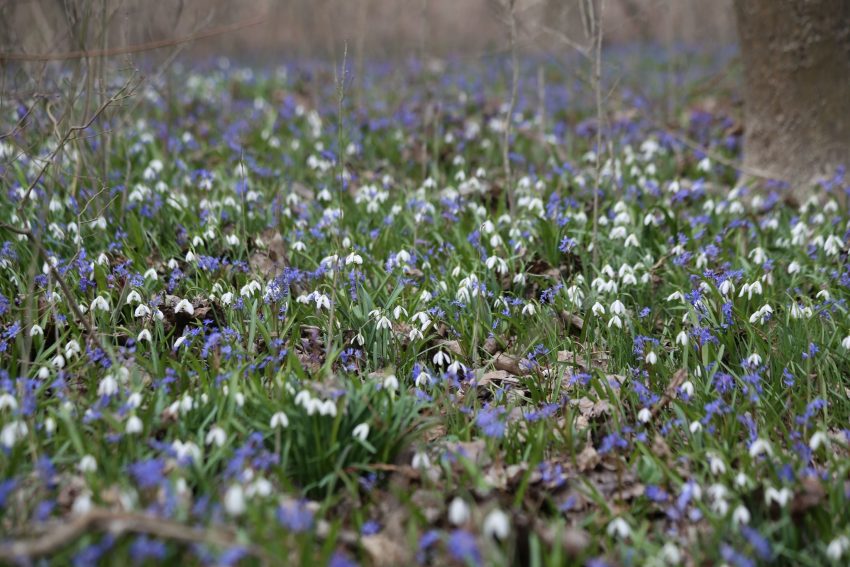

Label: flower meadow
[1,52,850,566]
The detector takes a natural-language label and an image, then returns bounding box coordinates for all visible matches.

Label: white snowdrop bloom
[681,380,694,397]
[809,431,829,450]
[689,421,702,434]
[90,296,110,312]
[352,423,370,442]
[1,421,27,448]
[345,252,363,265]
[566,285,584,305]
[411,451,431,469]
[485,255,508,275]
[483,509,511,539]
[718,279,733,296]
[98,375,119,397]
[173,336,188,349]
[175,299,194,315]
[708,454,726,475]
[167,258,179,270]
[246,477,273,498]
[154,309,164,321]
[624,233,639,247]
[637,408,652,423]
[65,340,81,358]
[143,268,158,281]
[764,486,792,508]
[676,330,689,346]
[522,303,536,316]
[44,417,56,435]
[315,294,331,310]
[179,394,195,414]
[645,351,658,365]
[78,455,98,473]
[134,304,152,318]
[382,375,399,391]
[219,292,234,306]
[225,234,240,247]
[172,440,201,462]
[697,157,712,172]
[607,315,623,329]
[270,412,289,429]
[376,315,392,331]
[318,400,337,417]
[824,235,844,256]
[37,367,50,380]
[749,247,767,265]
[96,253,110,266]
[52,354,65,369]
[126,290,142,305]
[666,291,684,302]
[292,241,307,252]
[787,261,801,275]
[294,390,312,408]
[392,306,408,320]
[730,504,751,526]
[747,353,763,367]
[185,251,198,263]
[610,300,626,316]
[0,394,18,411]
[748,303,773,324]
[827,536,850,561]
[127,392,142,409]
[734,472,752,489]
[408,327,424,341]
[606,517,632,539]
[432,351,452,366]
[660,542,682,565]
[206,426,227,447]
[448,497,471,526]
[126,415,144,435]
[29,324,43,337]
[224,484,246,516]
[71,491,93,516]
[591,302,606,316]
[137,329,152,343]
[749,438,773,458]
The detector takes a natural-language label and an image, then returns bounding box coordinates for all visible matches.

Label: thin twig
[502,0,519,215]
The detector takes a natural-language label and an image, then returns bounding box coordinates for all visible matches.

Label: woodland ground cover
[1,51,849,566]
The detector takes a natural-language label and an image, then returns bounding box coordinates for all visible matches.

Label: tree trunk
[734,0,850,193]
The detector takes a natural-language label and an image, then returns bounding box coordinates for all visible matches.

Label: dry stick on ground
[0,508,272,564]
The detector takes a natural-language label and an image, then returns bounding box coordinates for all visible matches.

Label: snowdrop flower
[270,412,289,429]
[708,454,726,475]
[134,304,151,318]
[809,431,829,450]
[522,303,536,316]
[606,517,631,539]
[764,486,792,508]
[376,315,392,331]
[292,241,306,252]
[90,296,110,312]
[689,421,702,434]
[0,394,17,412]
[29,324,43,337]
[382,375,399,391]
[173,336,188,349]
[318,400,337,417]
[676,330,689,346]
[143,268,158,281]
[352,423,370,442]
[746,353,763,367]
[732,504,751,525]
[448,497,471,526]
[126,415,144,435]
[749,438,772,458]
[591,302,606,316]
[610,300,626,316]
[827,536,850,561]
[842,335,850,350]
[185,251,197,263]
[175,299,194,315]
[411,451,431,469]
[408,327,424,341]
[432,351,452,366]
[52,354,65,369]
[483,509,511,539]
[78,455,98,473]
[1,421,27,448]
[637,408,652,423]
[137,329,152,343]
[645,351,657,365]
[126,290,142,304]
[206,426,227,447]
[171,440,201,462]
[787,261,801,275]
[660,542,682,565]
[607,315,623,329]
[98,375,119,397]
[224,484,246,516]
[666,291,685,302]
[315,294,331,310]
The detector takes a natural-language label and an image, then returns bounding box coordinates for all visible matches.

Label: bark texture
[734,0,850,192]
